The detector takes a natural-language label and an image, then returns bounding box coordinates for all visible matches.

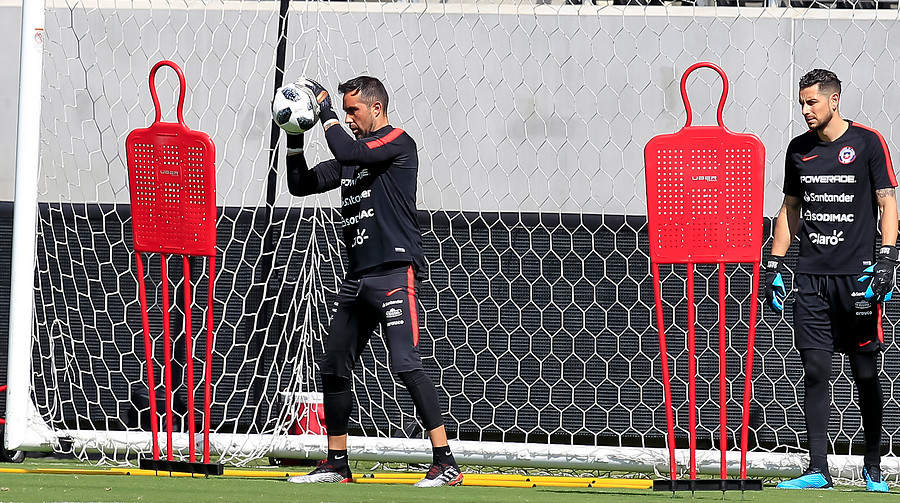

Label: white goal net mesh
[8,0,900,479]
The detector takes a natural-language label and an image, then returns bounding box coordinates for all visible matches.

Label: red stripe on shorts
[407,265,419,347]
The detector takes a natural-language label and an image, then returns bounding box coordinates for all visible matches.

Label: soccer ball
[272,82,319,134]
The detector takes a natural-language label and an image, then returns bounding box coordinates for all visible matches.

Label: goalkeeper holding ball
[765,69,897,492]
[276,76,462,487]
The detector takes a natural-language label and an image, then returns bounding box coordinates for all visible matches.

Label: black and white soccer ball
[272,82,319,134]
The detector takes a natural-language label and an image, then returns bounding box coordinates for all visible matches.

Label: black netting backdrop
[5,203,900,456]
[0,202,11,421]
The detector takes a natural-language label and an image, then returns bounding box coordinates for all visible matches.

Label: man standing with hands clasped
[765,69,898,492]
[276,75,463,488]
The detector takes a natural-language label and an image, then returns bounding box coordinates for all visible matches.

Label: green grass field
[0,458,893,503]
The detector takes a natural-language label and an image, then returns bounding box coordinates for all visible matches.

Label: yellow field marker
[0,466,304,479]
[532,481,594,488]
[109,467,313,478]
[362,472,576,482]
[355,477,418,485]
[591,478,652,489]
[0,467,125,476]
[225,469,312,478]
[460,480,537,488]
[459,479,538,488]
[357,476,534,488]
[358,477,590,488]
[0,466,652,489]
[359,472,651,489]
[525,475,594,483]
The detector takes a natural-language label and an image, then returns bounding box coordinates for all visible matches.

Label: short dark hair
[338,76,389,113]
[799,69,842,96]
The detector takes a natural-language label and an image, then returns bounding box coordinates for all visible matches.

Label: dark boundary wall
[0,202,11,421]
[3,202,900,456]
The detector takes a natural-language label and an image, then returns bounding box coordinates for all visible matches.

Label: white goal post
[8,0,900,481]
[8,0,47,455]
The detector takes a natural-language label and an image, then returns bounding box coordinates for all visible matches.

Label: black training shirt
[783,120,896,274]
[287,125,425,278]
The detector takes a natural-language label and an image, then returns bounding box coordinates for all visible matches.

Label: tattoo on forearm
[877,188,895,199]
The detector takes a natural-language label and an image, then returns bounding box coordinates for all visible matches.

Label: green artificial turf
[0,458,893,503]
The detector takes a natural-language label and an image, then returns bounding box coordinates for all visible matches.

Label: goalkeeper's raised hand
[858,245,899,302]
[297,78,339,127]
[764,255,786,312]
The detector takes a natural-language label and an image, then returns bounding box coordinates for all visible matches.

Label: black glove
[859,245,899,302]
[297,78,338,125]
[764,255,786,312]
[286,130,304,152]
[287,133,303,150]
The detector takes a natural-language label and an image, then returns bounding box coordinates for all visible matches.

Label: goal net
[8,0,900,479]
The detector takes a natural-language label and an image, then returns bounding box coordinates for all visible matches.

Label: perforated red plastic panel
[645,63,764,264]
[126,61,217,256]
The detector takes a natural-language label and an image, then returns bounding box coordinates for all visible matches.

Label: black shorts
[793,273,884,353]
[319,265,424,378]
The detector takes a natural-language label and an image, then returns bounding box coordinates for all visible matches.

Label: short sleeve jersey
[783,120,896,274]
[305,125,425,277]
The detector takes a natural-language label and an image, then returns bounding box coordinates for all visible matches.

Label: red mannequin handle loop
[680,62,729,129]
[149,60,187,126]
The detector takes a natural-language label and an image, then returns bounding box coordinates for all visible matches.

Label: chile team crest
[838,146,857,164]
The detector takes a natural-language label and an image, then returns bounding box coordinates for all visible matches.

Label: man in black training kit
[278,76,463,487]
[765,69,897,492]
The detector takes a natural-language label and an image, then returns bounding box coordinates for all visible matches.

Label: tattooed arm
[877,187,898,246]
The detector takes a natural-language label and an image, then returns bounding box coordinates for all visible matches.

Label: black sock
[800,349,832,472]
[432,445,456,466]
[322,374,353,436]
[327,449,349,466]
[398,370,445,431]
[850,351,884,467]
